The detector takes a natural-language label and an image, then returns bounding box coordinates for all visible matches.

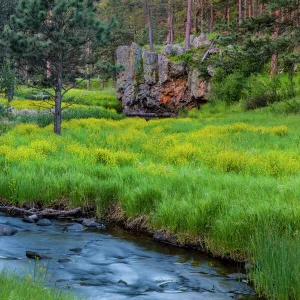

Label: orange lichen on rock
[160,79,187,108]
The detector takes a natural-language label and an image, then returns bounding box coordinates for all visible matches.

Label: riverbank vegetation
[0,270,74,300]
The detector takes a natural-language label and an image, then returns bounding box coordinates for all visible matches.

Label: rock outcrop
[190,33,211,48]
[116,43,210,116]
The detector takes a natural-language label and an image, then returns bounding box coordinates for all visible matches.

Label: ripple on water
[0,213,257,300]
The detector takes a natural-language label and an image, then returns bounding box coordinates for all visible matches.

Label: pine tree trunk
[167,0,174,44]
[253,0,258,17]
[24,64,29,86]
[238,0,243,24]
[111,49,117,81]
[46,59,51,79]
[200,0,205,33]
[244,0,247,19]
[270,9,280,78]
[248,0,252,18]
[86,42,91,90]
[185,0,192,50]
[144,0,154,52]
[8,83,14,102]
[210,0,214,32]
[227,8,231,24]
[54,59,63,135]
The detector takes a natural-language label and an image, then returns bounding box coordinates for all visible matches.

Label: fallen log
[0,206,81,218]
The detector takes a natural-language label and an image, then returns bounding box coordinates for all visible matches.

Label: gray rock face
[117,43,210,115]
[188,69,210,100]
[0,225,18,236]
[36,218,51,227]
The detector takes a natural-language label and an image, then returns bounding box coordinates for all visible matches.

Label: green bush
[210,70,245,103]
[268,97,300,114]
[242,74,297,110]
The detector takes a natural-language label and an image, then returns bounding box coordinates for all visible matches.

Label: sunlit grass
[0,88,299,299]
[0,97,87,110]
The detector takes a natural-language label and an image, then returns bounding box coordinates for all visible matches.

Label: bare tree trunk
[100,79,105,90]
[210,0,214,32]
[185,0,192,50]
[167,0,174,44]
[270,9,280,78]
[238,0,243,24]
[144,0,154,52]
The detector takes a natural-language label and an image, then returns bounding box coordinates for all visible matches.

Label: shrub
[242,75,279,110]
[210,71,245,103]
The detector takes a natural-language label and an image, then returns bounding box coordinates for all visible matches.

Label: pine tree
[5,0,112,135]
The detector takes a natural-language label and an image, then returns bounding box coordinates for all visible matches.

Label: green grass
[14,82,120,111]
[10,107,124,127]
[64,89,121,111]
[0,87,300,299]
[249,227,300,300]
[0,271,74,300]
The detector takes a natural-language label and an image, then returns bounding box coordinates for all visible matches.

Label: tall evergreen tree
[5,0,112,134]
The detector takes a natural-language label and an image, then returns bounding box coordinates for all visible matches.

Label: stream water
[0,213,259,300]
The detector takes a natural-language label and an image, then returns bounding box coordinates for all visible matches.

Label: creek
[0,213,259,300]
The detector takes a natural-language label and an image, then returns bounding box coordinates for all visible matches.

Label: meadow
[0,85,299,299]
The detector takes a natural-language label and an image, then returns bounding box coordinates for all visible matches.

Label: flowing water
[0,213,259,300]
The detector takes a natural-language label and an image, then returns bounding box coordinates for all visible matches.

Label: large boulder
[117,43,210,115]
[0,225,18,236]
[36,218,52,227]
[161,44,185,57]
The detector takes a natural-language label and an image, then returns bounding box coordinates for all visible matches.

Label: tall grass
[0,97,299,299]
[0,270,74,300]
[249,226,300,299]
